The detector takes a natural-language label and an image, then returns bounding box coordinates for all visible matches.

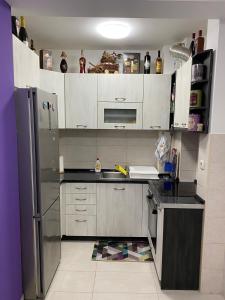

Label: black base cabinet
[160,208,203,290]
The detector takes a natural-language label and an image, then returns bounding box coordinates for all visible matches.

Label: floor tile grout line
[92,266,97,298]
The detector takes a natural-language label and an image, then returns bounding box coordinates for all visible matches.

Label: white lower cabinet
[98,102,143,129]
[97,183,143,237]
[61,182,146,237]
[66,204,96,216]
[66,215,96,236]
[63,183,97,236]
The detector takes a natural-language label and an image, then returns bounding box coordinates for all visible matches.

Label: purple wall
[0,1,22,299]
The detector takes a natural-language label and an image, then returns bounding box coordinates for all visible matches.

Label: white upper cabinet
[13,35,39,88]
[98,74,143,102]
[174,57,192,129]
[98,102,143,129]
[143,75,171,130]
[39,70,65,129]
[65,74,98,129]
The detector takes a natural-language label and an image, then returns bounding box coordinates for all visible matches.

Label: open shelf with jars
[189,49,214,133]
[170,49,214,133]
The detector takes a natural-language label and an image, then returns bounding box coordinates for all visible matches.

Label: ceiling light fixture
[97,21,131,39]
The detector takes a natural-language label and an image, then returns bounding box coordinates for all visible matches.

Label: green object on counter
[190,90,202,107]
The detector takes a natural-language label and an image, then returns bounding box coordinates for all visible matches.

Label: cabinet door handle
[75,187,87,190]
[75,198,87,201]
[115,97,126,101]
[76,125,87,128]
[75,219,87,222]
[150,125,161,129]
[75,209,87,212]
[181,123,187,126]
[114,125,126,129]
[113,187,126,191]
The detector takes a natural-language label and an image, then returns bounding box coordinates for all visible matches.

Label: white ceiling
[9,0,225,19]
[25,17,207,50]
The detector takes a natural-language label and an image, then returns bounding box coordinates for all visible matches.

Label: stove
[154,180,196,197]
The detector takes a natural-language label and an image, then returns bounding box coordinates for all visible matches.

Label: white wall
[197,19,225,296]
[50,49,158,74]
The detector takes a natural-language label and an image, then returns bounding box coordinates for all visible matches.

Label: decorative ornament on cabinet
[40,49,53,71]
[79,49,86,73]
[60,51,68,73]
[30,39,36,52]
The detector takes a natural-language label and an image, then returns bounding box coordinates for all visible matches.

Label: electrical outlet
[199,160,205,171]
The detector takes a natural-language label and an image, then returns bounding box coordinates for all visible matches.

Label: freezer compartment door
[39,127,60,214]
[34,89,60,214]
[41,197,61,296]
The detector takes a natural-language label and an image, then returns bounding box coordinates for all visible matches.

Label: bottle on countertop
[79,49,86,73]
[155,50,163,74]
[144,51,151,74]
[19,16,28,46]
[195,30,204,54]
[189,32,196,56]
[95,158,101,173]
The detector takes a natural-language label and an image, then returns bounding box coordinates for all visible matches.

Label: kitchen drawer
[65,183,96,194]
[66,193,96,205]
[66,215,96,236]
[66,204,96,216]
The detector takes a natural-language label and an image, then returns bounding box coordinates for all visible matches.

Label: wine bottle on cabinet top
[19,16,28,46]
[189,32,196,56]
[144,51,151,74]
[195,30,204,54]
[79,49,86,73]
[155,50,163,74]
[11,16,18,37]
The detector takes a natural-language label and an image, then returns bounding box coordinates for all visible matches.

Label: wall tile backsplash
[59,130,158,169]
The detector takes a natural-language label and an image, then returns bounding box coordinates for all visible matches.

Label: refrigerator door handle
[33,217,44,298]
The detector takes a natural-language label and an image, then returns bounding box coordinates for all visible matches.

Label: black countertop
[148,179,205,208]
[60,169,205,208]
[61,169,150,184]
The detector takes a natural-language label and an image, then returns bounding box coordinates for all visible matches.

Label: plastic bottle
[95,158,101,173]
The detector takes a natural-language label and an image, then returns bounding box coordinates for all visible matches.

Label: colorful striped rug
[92,240,153,262]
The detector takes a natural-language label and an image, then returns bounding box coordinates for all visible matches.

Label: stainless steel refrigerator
[15,88,61,299]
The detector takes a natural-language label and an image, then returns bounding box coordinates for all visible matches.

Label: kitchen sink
[101,171,127,179]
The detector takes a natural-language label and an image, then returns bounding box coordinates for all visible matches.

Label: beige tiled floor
[46,241,224,300]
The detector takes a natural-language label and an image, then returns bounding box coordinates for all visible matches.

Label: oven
[147,184,164,281]
[147,188,158,252]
